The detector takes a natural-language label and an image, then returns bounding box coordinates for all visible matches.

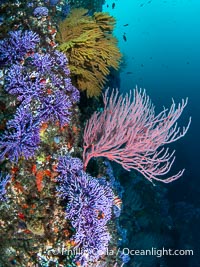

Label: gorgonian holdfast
[0,105,40,163]
[0,30,40,65]
[56,155,114,266]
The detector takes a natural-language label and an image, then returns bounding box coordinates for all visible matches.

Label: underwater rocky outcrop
[0,1,191,267]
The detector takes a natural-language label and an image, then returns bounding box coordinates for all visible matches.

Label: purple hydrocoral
[57,155,114,265]
[4,50,80,125]
[0,173,11,201]
[32,53,53,74]
[38,91,72,126]
[63,77,80,103]
[5,51,79,104]
[5,64,41,104]
[53,50,69,71]
[0,106,40,162]
[57,155,83,176]
[33,6,49,17]
[0,30,40,64]
[32,51,80,103]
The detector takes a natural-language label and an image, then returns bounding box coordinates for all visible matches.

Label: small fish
[123,24,129,27]
[107,4,109,8]
[123,33,127,42]
[140,3,144,7]
[114,196,122,210]
[112,3,115,9]
[126,72,133,74]
[148,0,152,3]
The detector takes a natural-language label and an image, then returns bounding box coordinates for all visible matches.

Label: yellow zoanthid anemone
[56,8,122,98]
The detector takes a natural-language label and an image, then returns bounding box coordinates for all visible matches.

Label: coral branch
[0,106,40,162]
[56,8,122,97]
[56,155,114,265]
[83,88,191,183]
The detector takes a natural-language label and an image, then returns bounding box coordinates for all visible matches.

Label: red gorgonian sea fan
[83,88,191,183]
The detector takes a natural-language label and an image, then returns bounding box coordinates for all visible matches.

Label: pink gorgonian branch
[83,88,191,183]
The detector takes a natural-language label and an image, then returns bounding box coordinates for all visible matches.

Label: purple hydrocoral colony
[4,50,80,125]
[57,155,114,265]
[32,51,80,103]
[0,30,40,64]
[5,51,79,104]
[1,31,79,162]
[32,53,53,74]
[0,173,11,201]
[38,91,72,126]
[5,64,41,104]
[53,50,69,70]
[0,106,40,162]
[33,6,49,17]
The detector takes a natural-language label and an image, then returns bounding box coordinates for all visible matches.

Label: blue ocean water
[103,0,200,195]
[103,0,200,266]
